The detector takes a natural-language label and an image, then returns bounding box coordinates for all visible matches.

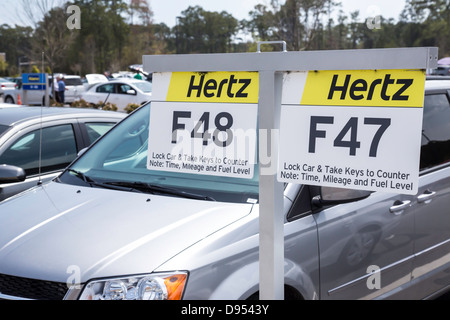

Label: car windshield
[59,103,259,203]
[132,81,152,93]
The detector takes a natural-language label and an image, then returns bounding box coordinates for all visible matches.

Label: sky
[0,0,407,28]
[151,0,407,27]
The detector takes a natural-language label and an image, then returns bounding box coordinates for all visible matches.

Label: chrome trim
[328,255,413,296]
[64,285,84,300]
[328,238,450,296]
[0,292,34,300]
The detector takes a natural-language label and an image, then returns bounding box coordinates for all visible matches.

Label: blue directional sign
[22,73,46,90]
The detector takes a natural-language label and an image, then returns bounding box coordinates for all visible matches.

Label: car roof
[108,78,148,83]
[0,106,125,127]
[425,78,450,91]
[0,103,21,109]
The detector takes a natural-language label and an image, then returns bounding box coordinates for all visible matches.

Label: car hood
[0,182,253,283]
[85,74,108,84]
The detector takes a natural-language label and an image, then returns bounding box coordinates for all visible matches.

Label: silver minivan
[0,80,448,300]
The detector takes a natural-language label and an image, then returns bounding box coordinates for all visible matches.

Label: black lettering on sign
[186,74,252,99]
[327,74,413,102]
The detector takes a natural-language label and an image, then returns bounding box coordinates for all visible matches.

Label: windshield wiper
[104,181,216,201]
[67,170,215,200]
[68,169,95,184]
[68,169,144,193]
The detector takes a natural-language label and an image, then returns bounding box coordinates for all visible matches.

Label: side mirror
[312,186,371,208]
[0,164,26,184]
[126,89,137,95]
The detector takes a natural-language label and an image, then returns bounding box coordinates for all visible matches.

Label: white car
[0,78,18,104]
[3,75,86,105]
[52,75,86,104]
[81,79,152,112]
[83,74,109,89]
[3,82,45,106]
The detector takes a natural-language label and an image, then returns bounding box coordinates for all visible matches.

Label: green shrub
[101,101,118,111]
[49,99,64,107]
[70,99,117,111]
[124,103,141,114]
[71,99,92,108]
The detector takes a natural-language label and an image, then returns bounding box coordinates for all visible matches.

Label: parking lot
[0,48,447,301]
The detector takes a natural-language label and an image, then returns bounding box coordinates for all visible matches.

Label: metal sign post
[143,47,437,300]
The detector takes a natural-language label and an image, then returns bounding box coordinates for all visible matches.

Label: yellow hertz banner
[301,69,425,107]
[166,71,259,103]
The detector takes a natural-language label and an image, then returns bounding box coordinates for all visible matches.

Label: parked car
[2,77,46,105]
[50,75,85,104]
[0,106,125,201]
[0,103,20,109]
[80,78,152,112]
[0,77,17,91]
[0,77,17,103]
[3,75,86,106]
[0,79,448,300]
[83,74,109,90]
[429,65,450,76]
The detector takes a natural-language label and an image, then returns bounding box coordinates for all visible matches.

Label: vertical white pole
[258,71,284,300]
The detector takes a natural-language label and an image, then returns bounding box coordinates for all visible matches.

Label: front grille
[0,273,68,300]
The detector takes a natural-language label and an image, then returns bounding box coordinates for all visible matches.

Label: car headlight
[78,272,187,300]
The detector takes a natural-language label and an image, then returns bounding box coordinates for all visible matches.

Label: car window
[96,84,115,94]
[420,93,450,170]
[0,124,78,176]
[287,185,312,221]
[117,84,132,94]
[85,122,116,144]
[132,81,152,93]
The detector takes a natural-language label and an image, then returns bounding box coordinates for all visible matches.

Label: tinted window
[96,84,115,93]
[132,81,152,93]
[287,186,312,221]
[420,93,450,170]
[85,122,115,144]
[117,84,132,94]
[0,124,77,176]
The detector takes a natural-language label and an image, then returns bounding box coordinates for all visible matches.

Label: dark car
[429,65,450,76]
[0,106,126,201]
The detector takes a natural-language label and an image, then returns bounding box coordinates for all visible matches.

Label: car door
[113,83,136,111]
[0,121,80,201]
[91,83,116,105]
[313,186,415,299]
[408,90,450,299]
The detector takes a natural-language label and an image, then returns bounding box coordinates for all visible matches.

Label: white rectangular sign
[147,72,258,179]
[278,70,426,195]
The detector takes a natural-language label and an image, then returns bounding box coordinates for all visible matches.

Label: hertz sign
[164,72,259,103]
[148,68,426,194]
[148,72,258,179]
[278,69,426,194]
[300,69,425,107]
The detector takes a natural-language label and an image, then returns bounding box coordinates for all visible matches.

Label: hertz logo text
[187,74,250,98]
[328,74,412,101]
[301,69,425,108]
[166,72,259,103]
